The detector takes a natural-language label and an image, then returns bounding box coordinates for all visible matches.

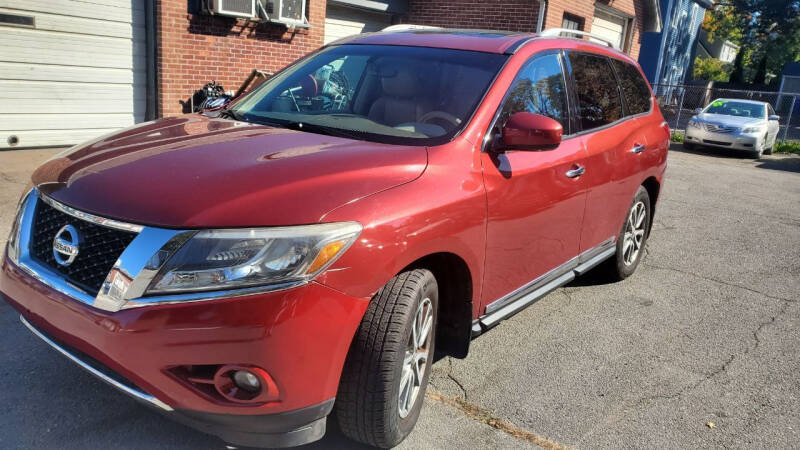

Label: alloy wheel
[398,297,433,418]
[622,201,646,266]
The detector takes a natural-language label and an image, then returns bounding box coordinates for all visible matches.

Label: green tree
[693,56,732,81]
[706,1,800,84]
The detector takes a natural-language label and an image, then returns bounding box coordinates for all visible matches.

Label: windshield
[231,45,507,145]
[703,100,765,119]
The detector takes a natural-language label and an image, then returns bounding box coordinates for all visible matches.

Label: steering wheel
[420,110,461,128]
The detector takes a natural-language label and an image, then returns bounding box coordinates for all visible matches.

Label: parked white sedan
[684,98,781,158]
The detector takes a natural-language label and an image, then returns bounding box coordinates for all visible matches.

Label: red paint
[502,112,564,148]
[2,33,668,435]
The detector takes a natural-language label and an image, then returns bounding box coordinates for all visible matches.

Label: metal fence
[651,83,800,141]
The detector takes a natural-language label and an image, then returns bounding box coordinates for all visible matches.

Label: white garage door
[324,5,391,45]
[0,0,147,149]
[590,9,627,51]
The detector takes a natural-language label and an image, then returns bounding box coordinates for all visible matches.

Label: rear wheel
[336,269,438,448]
[602,185,651,280]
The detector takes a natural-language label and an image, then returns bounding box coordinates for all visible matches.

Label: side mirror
[694,108,703,114]
[501,112,563,150]
[769,114,780,121]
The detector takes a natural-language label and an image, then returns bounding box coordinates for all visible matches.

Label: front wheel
[602,185,651,280]
[335,269,438,448]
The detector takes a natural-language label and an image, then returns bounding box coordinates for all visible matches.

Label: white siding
[324,5,391,45]
[0,1,147,149]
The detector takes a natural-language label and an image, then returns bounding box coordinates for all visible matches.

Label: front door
[480,52,588,309]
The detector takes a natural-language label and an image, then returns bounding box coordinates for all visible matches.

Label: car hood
[696,113,763,128]
[33,116,428,228]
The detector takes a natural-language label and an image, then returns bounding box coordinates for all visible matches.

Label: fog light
[233,370,261,393]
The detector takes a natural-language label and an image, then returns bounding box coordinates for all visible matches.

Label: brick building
[1,0,661,149]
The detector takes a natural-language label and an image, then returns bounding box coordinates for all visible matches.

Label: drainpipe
[536,0,546,32]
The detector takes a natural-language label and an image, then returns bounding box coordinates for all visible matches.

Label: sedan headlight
[688,119,702,129]
[145,222,362,294]
[742,126,764,134]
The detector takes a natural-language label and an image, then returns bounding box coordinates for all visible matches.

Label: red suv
[2,28,668,448]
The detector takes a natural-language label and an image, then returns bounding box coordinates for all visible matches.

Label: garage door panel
[0,98,137,114]
[1,29,140,69]
[591,10,626,50]
[0,113,136,131]
[2,0,142,24]
[0,62,136,84]
[324,5,390,45]
[0,7,133,38]
[0,1,147,148]
[1,128,117,149]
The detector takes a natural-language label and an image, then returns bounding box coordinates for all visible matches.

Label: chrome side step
[471,244,616,337]
[20,315,173,411]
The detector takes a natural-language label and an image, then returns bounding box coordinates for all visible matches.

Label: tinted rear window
[568,52,622,130]
[610,59,652,116]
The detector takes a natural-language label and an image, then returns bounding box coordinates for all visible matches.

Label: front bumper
[685,127,762,151]
[1,254,368,447]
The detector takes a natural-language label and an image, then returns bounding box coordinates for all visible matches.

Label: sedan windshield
[231,44,507,145]
[704,100,765,119]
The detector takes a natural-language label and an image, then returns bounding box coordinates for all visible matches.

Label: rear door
[480,51,588,307]
[566,52,647,253]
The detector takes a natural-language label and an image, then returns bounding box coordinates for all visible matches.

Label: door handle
[565,165,585,178]
[631,144,646,154]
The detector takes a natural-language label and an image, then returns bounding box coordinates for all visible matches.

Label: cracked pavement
[1,146,799,449]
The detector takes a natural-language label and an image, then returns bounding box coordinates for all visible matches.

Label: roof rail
[382,24,442,32]
[538,28,620,51]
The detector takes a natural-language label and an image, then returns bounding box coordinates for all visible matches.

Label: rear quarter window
[568,52,623,130]
[610,59,652,116]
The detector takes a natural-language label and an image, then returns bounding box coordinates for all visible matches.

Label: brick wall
[403,0,541,32]
[403,0,644,58]
[156,0,326,116]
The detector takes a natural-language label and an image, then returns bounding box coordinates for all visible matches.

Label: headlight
[6,189,31,264]
[742,126,764,134]
[145,222,362,294]
[688,119,702,129]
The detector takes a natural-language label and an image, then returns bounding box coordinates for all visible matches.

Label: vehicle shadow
[669,142,753,159]
[565,265,619,287]
[755,157,800,174]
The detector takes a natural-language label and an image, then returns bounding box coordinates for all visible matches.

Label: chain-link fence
[652,83,800,141]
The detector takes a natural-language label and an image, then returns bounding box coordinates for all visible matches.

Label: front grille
[703,139,732,146]
[29,199,137,294]
[704,123,738,134]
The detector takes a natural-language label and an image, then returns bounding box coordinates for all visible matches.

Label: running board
[471,246,616,338]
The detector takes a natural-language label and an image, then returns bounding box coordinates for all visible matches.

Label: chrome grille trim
[38,193,144,233]
[703,123,738,134]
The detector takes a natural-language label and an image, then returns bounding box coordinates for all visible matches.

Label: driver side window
[498,53,570,133]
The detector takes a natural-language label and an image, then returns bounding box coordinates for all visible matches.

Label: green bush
[775,141,800,155]
[670,131,685,143]
[693,56,732,82]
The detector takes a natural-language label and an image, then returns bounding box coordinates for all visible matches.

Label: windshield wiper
[219,108,245,122]
[283,121,364,140]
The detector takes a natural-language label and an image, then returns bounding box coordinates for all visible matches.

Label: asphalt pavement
[0,145,798,449]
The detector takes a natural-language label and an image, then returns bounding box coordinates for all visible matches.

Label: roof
[332,28,537,54]
[711,98,769,105]
[783,62,800,77]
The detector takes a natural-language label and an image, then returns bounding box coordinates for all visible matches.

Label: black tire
[602,185,651,280]
[683,141,695,150]
[335,269,438,448]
